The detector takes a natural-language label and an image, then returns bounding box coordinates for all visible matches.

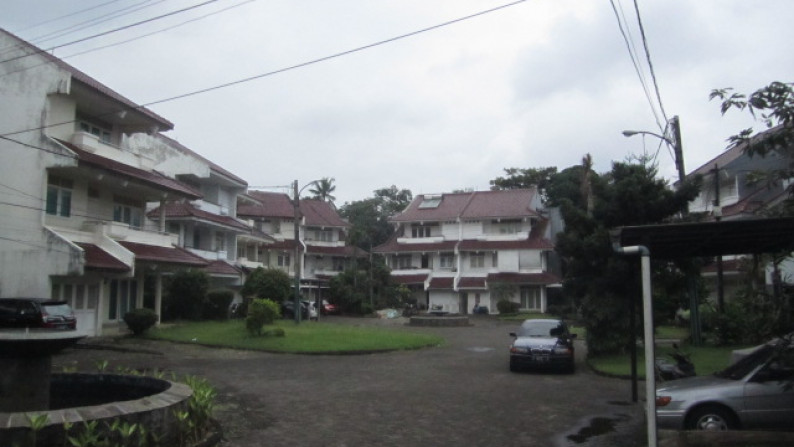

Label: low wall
[0,373,192,447]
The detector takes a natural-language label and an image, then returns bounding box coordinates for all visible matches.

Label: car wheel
[509,358,519,372]
[686,406,737,431]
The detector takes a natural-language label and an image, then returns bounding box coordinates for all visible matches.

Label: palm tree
[309,177,337,203]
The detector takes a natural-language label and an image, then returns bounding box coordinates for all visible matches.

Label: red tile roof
[205,260,243,276]
[148,202,250,232]
[0,30,173,130]
[458,277,487,289]
[239,192,349,228]
[372,236,457,254]
[428,277,454,289]
[391,274,428,285]
[55,139,202,200]
[391,189,540,222]
[458,239,553,251]
[306,245,367,257]
[76,243,130,272]
[119,241,208,266]
[487,272,560,285]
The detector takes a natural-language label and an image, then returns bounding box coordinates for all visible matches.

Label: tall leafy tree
[339,185,412,250]
[308,177,337,203]
[555,157,699,355]
[490,167,558,203]
[241,267,292,302]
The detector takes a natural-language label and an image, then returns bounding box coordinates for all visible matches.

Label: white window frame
[439,253,455,269]
[520,287,542,311]
[470,253,485,268]
[46,177,73,217]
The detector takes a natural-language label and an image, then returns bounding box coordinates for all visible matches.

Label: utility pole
[713,164,725,313]
[293,180,302,324]
[670,116,686,188]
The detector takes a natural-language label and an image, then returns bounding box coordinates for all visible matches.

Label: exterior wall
[0,34,81,298]
[428,291,458,313]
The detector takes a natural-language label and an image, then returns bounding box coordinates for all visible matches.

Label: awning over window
[75,243,130,272]
[428,277,454,289]
[119,241,208,267]
[458,277,487,289]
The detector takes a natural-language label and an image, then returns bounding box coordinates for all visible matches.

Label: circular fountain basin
[0,374,192,447]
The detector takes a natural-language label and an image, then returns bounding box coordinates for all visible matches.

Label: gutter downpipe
[613,243,657,447]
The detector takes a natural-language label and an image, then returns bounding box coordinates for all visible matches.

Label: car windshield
[518,321,563,338]
[715,344,774,380]
[41,302,72,316]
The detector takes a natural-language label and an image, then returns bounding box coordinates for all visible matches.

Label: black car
[509,318,577,373]
[0,298,77,330]
[280,300,309,320]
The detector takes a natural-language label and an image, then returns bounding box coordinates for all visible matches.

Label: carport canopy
[611,217,794,258]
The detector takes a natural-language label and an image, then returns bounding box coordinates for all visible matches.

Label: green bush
[123,308,158,335]
[246,299,280,336]
[203,290,234,320]
[266,327,286,337]
[496,299,520,314]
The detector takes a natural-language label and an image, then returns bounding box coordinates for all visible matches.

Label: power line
[0,0,254,80]
[10,0,130,34]
[0,0,224,65]
[608,0,664,131]
[632,0,669,128]
[1,0,529,139]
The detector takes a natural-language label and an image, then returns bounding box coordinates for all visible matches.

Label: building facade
[236,191,365,302]
[374,189,561,314]
[0,29,251,335]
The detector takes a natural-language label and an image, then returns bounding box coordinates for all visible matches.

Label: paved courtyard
[53,316,647,446]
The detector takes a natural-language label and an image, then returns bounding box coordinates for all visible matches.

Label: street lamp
[622,116,685,186]
[292,179,320,324]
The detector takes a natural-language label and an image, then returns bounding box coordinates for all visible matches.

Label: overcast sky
[3,0,793,205]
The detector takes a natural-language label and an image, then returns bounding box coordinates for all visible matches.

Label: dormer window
[76,114,113,144]
[418,195,442,209]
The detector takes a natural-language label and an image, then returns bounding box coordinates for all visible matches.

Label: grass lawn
[148,320,444,353]
[588,343,750,379]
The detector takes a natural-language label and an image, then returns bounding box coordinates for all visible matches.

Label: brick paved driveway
[54,316,646,447]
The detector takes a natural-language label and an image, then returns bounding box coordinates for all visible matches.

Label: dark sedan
[509,318,577,373]
[0,298,76,330]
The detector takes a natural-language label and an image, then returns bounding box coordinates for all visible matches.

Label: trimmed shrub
[123,308,158,335]
[246,298,281,336]
[203,290,234,320]
[496,299,520,314]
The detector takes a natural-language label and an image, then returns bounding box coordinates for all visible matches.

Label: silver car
[656,337,794,431]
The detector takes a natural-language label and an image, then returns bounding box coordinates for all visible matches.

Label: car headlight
[510,346,529,354]
[553,346,572,355]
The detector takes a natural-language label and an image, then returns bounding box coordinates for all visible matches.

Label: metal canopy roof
[612,217,794,259]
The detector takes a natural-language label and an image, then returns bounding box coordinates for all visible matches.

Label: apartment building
[373,189,560,314]
[236,191,365,301]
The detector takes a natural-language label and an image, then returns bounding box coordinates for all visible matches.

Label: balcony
[70,132,155,170]
[188,247,228,261]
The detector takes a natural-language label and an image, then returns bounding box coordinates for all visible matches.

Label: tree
[555,157,699,355]
[710,81,794,340]
[241,267,292,303]
[710,81,794,212]
[490,167,558,203]
[339,185,413,250]
[164,269,210,320]
[308,177,337,203]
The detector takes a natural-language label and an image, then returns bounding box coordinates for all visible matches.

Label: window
[440,253,455,269]
[492,252,499,268]
[470,253,485,268]
[113,196,143,228]
[214,233,226,252]
[108,279,137,320]
[411,225,432,238]
[418,195,442,209]
[278,253,291,267]
[313,229,333,242]
[392,255,412,269]
[46,176,73,217]
[77,117,112,144]
[520,287,542,310]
